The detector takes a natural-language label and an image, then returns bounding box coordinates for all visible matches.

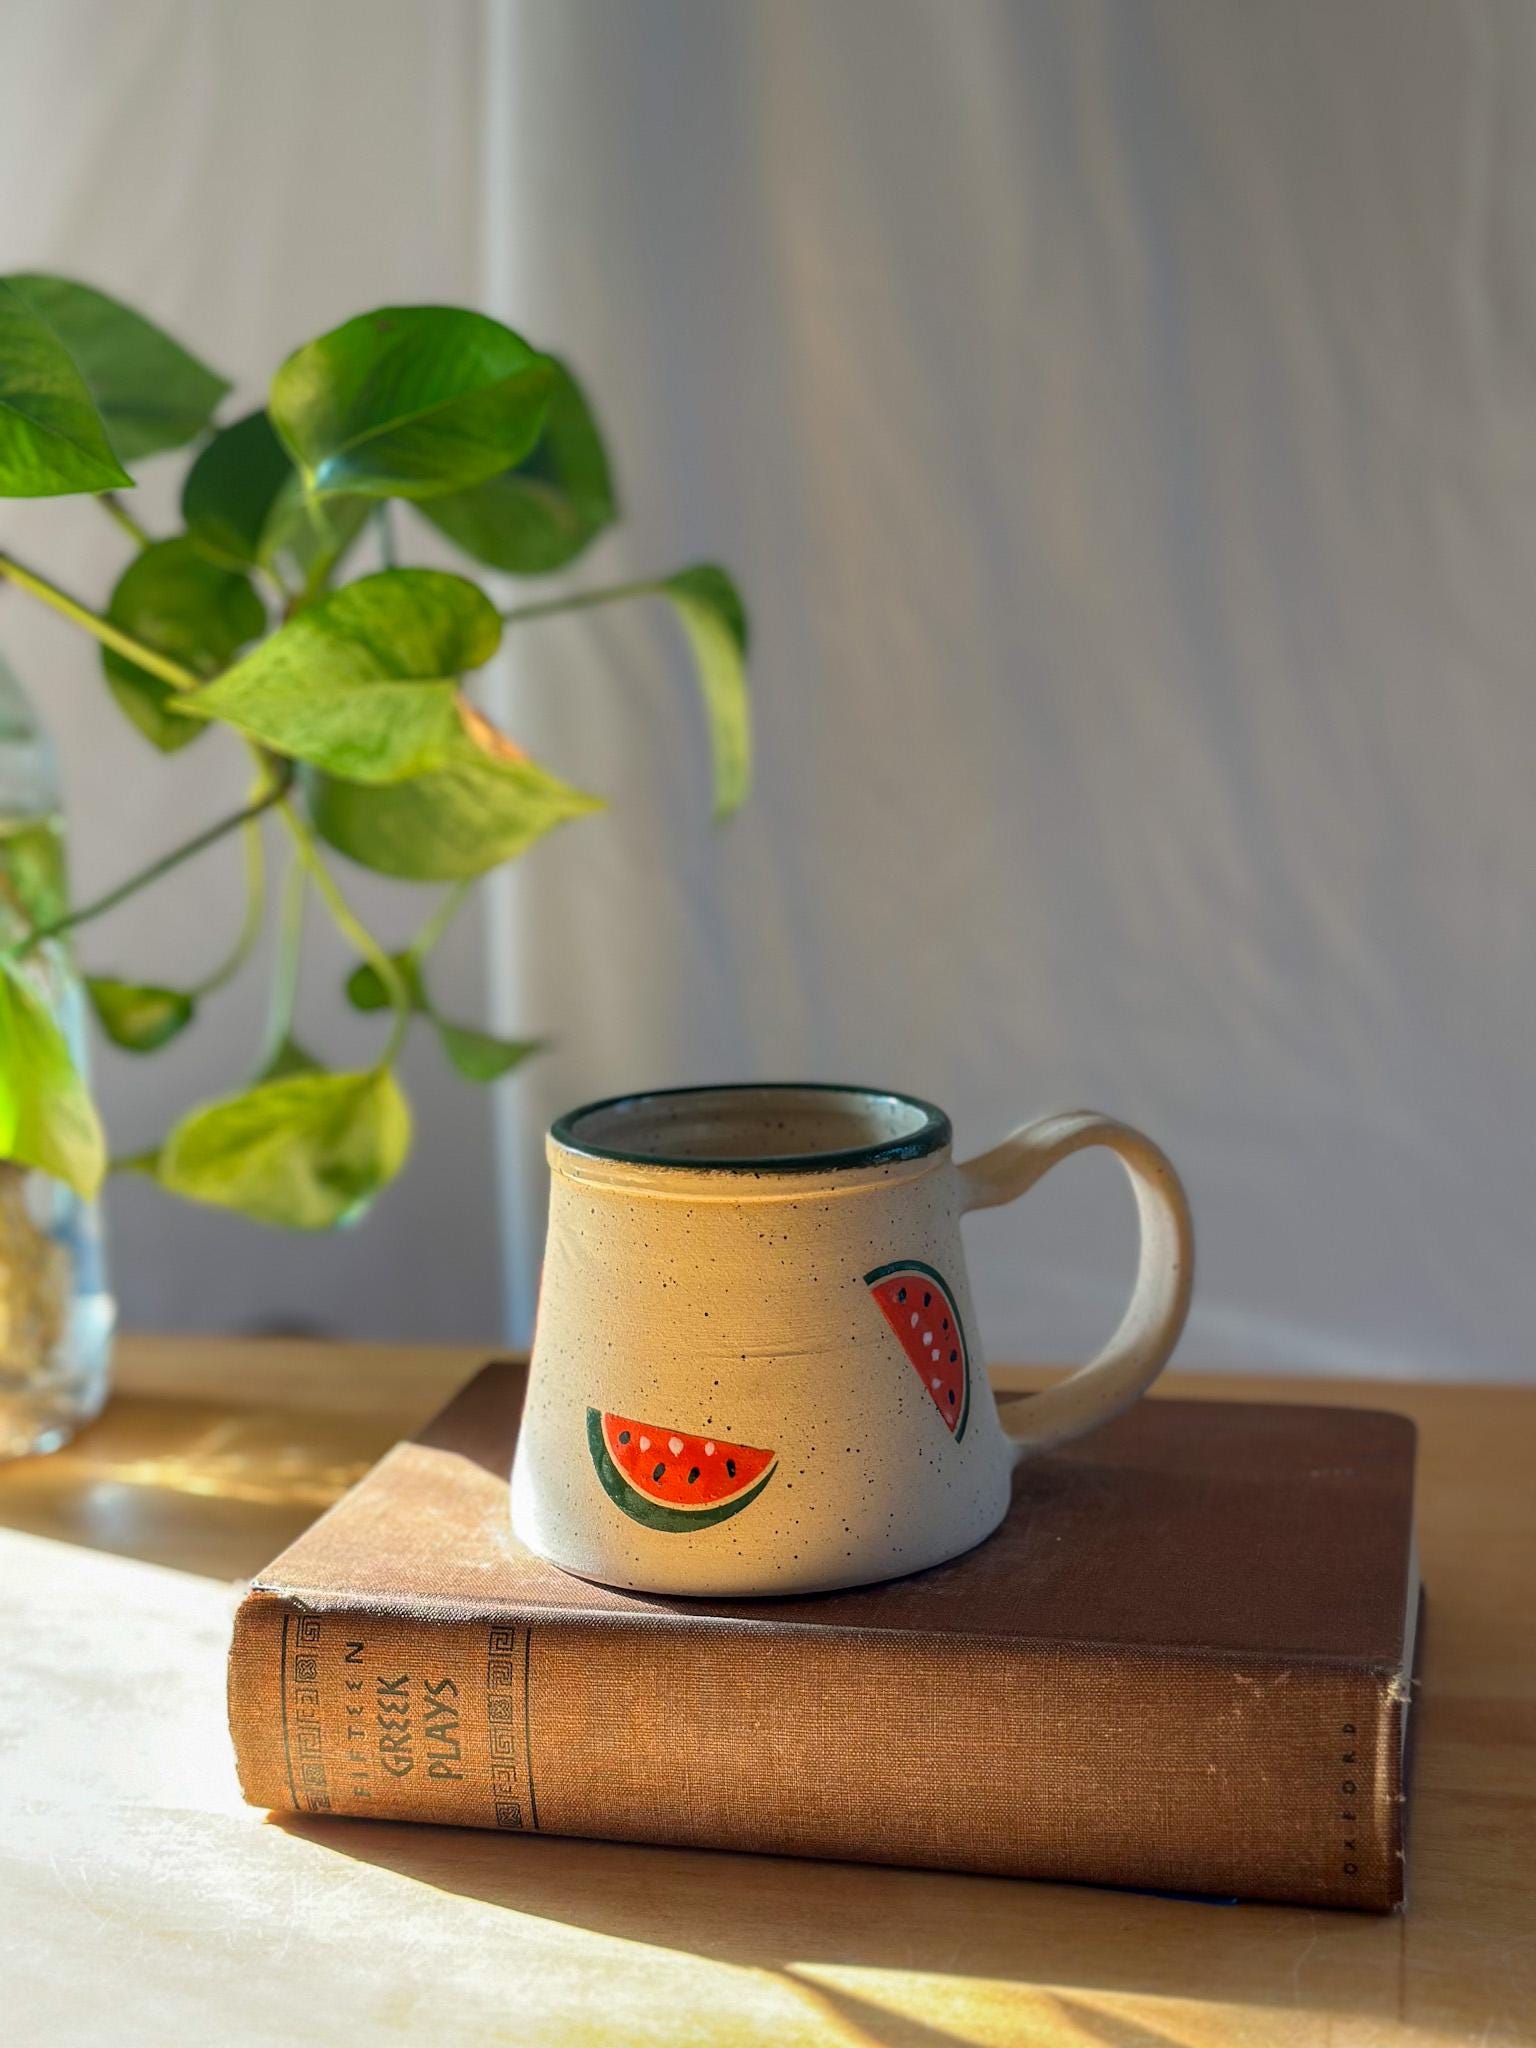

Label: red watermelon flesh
[865,1260,971,1438]
[600,1412,775,1508]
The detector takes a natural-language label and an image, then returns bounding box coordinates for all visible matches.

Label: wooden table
[1,1339,1531,2048]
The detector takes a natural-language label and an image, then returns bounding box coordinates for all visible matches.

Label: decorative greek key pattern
[282,1612,332,1812]
[486,1626,538,1830]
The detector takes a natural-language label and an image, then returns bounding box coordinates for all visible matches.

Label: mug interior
[552,1083,950,1172]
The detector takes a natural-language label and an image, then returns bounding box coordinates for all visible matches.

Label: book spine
[228,1588,1404,1910]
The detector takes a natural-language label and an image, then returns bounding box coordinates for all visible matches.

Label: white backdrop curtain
[486,0,1536,1383]
[2,1,1532,1380]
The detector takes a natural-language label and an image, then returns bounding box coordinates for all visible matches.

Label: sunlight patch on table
[790,1964,1487,2048]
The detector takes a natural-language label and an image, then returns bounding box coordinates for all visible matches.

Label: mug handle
[957,1111,1193,1460]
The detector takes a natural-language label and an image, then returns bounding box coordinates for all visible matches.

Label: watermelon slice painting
[586,1408,778,1533]
[864,1259,971,1440]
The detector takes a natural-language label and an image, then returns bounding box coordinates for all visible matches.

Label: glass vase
[0,653,114,1458]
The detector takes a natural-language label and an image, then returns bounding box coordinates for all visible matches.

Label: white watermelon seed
[668,1436,684,1456]
[704,1442,716,1455]
[910,1311,919,1327]
[639,1435,651,1451]
[922,1330,933,1346]
[931,1376,941,1389]
[931,1348,941,1362]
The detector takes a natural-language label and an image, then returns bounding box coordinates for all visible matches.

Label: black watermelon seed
[947,1389,956,1405]
[942,1318,949,1331]
[950,1349,958,1363]
[923,1291,932,1307]
[726,1458,737,1478]
[688,1467,700,1484]
[618,1430,631,1444]
[897,1286,907,1303]
[652,1463,666,1482]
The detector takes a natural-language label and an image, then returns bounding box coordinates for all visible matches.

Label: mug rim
[549,1081,952,1174]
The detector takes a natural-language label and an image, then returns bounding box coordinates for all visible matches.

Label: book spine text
[228,1590,1403,1910]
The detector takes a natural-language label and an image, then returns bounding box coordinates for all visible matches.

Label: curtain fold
[483,0,1536,1381]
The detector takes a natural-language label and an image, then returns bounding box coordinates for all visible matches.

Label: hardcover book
[228,1365,1421,1910]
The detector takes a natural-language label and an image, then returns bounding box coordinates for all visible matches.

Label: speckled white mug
[511,1084,1193,1596]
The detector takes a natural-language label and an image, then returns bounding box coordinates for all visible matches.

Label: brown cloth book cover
[229,1366,1421,1910]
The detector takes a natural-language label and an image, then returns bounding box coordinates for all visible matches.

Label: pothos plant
[0,278,747,1229]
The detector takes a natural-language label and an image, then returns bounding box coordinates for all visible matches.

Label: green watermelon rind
[863,1257,972,1442]
[585,1407,778,1534]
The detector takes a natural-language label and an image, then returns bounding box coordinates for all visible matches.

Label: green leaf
[156,1066,411,1230]
[0,809,67,930]
[3,274,227,462]
[0,956,106,1196]
[435,1022,543,1083]
[86,976,195,1053]
[254,1034,322,1083]
[181,410,295,567]
[112,1147,161,1178]
[341,949,542,1081]
[100,536,266,751]
[306,702,600,879]
[661,565,751,817]
[270,306,555,501]
[417,360,615,573]
[344,953,424,1014]
[0,278,131,496]
[182,409,369,587]
[259,472,372,591]
[174,568,500,781]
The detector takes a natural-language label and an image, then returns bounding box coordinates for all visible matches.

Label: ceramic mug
[511,1083,1193,1596]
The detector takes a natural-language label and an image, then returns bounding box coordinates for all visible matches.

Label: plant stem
[410,879,470,961]
[0,551,199,692]
[7,780,289,959]
[260,855,307,1069]
[376,504,397,570]
[501,579,657,628]
[190,809,267,998]
[276,797,412,1061]
[99,493,153,550]
[292,508,361,613]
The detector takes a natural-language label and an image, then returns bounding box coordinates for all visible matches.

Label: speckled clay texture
[511,1086,1193,1597]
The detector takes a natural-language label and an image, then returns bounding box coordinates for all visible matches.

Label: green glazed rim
[550,1081,952,1174]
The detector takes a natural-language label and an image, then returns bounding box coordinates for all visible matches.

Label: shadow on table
[273,1812,1403,2038]
[0,1393,393,1580]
